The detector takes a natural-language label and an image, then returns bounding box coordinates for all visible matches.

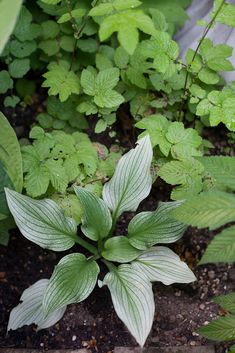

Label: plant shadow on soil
[0,105,235,353]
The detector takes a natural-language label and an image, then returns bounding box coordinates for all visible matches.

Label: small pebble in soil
[72,335,77,341]
[208,270,215,279]
[190,341,196,346]
[199,304,206,310]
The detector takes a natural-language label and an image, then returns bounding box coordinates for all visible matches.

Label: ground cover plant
[5,136,196,346]
[1,0,235,351]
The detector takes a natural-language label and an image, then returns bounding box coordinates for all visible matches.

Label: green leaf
[8,279,66,331]
[199,226,235,264]
[74,186,112,241]
[0,70,13,94]
[42,64,80,102]
[136,115,171,156]
[89,0,141,16]
[0,0,23,54]
[0,162,13,217]
[99,10,156,55]
[58,8,86,24]
[9,58,30,78]
[10,39,36,58]
[132,247,196,285]
[39,39,60,56]
[81,69,96,96]
[14,6,39,41]
[45,159,68,193]
[198,67,220,85]
[102,236,141,263]
[173,191,235,230]
[43,253,99,315]
[114,46,129,69]
[214,293,235,314]
[213,0,235,27]
[102,264,154,346]
[5,188,77,251]
[103,135,152,218]
[199,156,235,191]
[41,20,60,38]
[4,96,20,108]
[198,315,235,341]
[128,202,186,250]
[0,112,23,192]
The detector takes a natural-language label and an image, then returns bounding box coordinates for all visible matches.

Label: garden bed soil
[1,107,235,353]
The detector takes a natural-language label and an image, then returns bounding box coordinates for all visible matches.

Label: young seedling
[5,135,196,346]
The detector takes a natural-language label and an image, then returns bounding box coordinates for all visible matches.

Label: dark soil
[0,104,235,352]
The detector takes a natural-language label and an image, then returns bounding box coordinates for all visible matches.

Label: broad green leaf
[0,71,13,93]
[128,202,186,250]
[89,0,141,16]
[132,247,196,285]
[136,115,171,156]
[102,236,141,263]
[0,0,23,54]
[0,113,23,192]
[43,253,99,315]
[5,188,77,251]
[42,64,80,102]
[199,156,235,191]
[199,226,235,264]
[9,58,30,78]
[0,161,13,217]
[198,315,235,341]
[103,135,152,219]
[74,186,112,241]
[213,0,235,27]
[214,293,235,314]
[58,8,86,24]
[99,10,156,55]
[41,20,60,38]
[102,264,154,346]
[8,279,66,331]
[39,39,60,56]
[173,191,235,230]
[10,39,36,58]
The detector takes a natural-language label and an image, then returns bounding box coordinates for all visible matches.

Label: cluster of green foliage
[5,136,196,346]
[173,156,235,348]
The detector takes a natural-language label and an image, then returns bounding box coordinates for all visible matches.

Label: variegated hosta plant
[5,135,196,346]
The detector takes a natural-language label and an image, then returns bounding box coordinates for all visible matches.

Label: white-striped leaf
[200,225,235,264]
[5,188,77,251]
[102,236,141,263]
[173,191,235,230]
[102,135,152,219]
[102,264,154,346]
[198,315,235,341]
[8,279,66,332]
[74,186,112,241]
[43,253,99,315]
[132,247,196,285]
[128,201,186,250]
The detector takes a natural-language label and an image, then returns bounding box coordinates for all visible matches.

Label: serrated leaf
[99,10,156,54]
[45,159,68,193]
[39,39,60,56]
[74,186,112,241]
[43,253,99,315]
[199,226,235,264]
[89,0,141,16]
[0,0,23,54]
[8,279,66,331]
[0,113,23,192]
[42,64,80,102]
[199,156,235,191]
[136,115,171,156]
[41,20,60,38]
[173,191,235,230]
[214,293,235,314]
[198,67,220,85]
[198,315,235,341]
[132,247,196,285]
[5,188,77,251]
[0,70,13,94]
[10,39,36,58]
[102,236,141,263]
[58,8,86,24]
[128,202,186,250]
[9,58,30,78]
[102,264,154,346]
[213,0,235,27]
[103,135,152,219]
